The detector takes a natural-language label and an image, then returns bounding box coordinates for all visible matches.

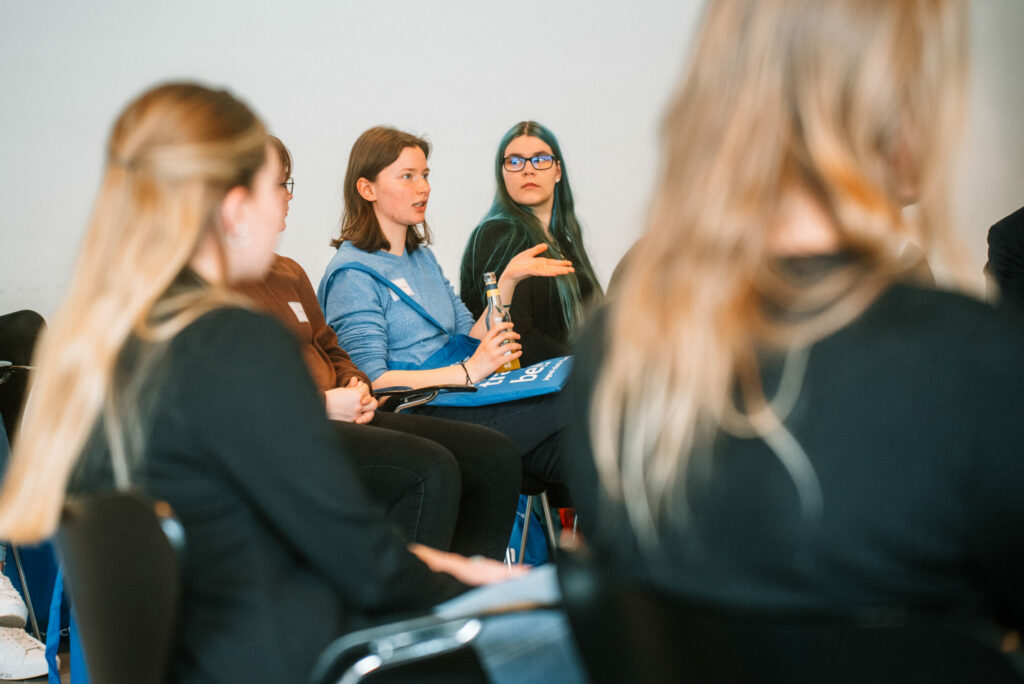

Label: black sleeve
[171,309,467,612]
[460,220,520,319]
[562,307,609,542]
[987,206,1024,311]
[965,313,1024,629]
[462,220,572,364]
[508,276,572,366]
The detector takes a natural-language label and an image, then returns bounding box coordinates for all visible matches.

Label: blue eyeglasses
[502,154,557,172]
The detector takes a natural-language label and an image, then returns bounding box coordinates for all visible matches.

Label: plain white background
[2,1,1023,316]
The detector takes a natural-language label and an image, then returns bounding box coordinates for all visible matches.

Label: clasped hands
[324,376,377,424]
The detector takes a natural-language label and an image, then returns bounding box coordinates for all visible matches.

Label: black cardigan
[460,219,597,366]
[567,279,1024,631]
[73,307,465,684]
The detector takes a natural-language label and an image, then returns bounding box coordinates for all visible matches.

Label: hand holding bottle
[483,271,521,372]
[465,321,521,382]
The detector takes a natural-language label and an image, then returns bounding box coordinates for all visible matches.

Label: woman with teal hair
[460,121,602,366]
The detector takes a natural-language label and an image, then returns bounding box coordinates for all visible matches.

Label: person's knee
[416,445,461,494]
[493,439,523,487]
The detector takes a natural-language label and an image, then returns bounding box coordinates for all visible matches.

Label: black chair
[373,385,477,414]
[309,598,559,684]
[309,612,490,684]
[557,549,1024,684]
[0,310,45,440]
[56,490,185,684]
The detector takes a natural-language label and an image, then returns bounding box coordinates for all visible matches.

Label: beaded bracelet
[457,361,472,385]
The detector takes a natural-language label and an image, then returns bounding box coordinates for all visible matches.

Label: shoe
[0,628,48,680]
[0,577,25,630]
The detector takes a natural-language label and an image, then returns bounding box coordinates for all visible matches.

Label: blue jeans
[433,565,586,684]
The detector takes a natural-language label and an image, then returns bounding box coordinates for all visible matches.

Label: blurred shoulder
[173,306,296,359]
[988,205,1024,247]
[863,282,1024,369]
[472,218,520,247]
[272,254,305,277]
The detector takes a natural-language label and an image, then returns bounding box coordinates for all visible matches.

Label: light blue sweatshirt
[318,242,476,382]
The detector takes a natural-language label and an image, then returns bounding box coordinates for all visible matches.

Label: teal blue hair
[460,121,602,339]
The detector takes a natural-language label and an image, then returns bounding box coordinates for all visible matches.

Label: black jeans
[334,412,520,560]
[411,391,569,485]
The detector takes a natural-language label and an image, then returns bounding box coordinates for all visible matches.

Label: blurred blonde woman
[0,82,524,684]
[568,0,1024,654]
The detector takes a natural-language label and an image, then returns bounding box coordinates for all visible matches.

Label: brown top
[235,254,370,392]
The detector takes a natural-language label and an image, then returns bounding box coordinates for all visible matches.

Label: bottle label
[486,288,500,298]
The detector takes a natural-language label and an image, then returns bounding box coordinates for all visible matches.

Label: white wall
[1,1,1022,316]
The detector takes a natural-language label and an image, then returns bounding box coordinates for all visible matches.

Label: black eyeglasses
[502,154,557,172]
[280,178,294,193]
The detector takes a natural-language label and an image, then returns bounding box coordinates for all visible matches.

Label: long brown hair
[0,82,267,542]
[332,126,432,253]
[592,0,967,539]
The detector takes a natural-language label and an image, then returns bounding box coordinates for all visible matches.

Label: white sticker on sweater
[288,301,308,323]
[390,278,415,301]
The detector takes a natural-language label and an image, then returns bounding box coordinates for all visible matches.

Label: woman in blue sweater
[318,126,573,484]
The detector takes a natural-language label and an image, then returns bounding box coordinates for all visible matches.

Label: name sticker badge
[288,301,308,323]
[389,277,416,301]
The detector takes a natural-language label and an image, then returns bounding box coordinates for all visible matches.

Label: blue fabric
[45,568,62,684]
[70,607,87,683]
[44,570,87,682]
[394,335,479,371]
[507,495,550,566]
[433,566,587,684]
[318,243,476,381]
[430,356,572,407]
[328,262,480,371]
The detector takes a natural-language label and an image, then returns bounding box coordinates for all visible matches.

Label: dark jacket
[567,273,1024,632]
[73,307,465,684]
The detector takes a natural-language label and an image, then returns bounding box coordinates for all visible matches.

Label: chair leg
[539,492,558,559]
[518,495,534,565]
[10,546,41,641]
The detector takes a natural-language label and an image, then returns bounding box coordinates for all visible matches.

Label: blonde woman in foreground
[0,83,593,684]
[567,0,1024,672]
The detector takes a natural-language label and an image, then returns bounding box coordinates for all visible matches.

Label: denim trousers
[434,565,587,684]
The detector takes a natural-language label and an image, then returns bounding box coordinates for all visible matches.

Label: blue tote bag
[428,355,571,407]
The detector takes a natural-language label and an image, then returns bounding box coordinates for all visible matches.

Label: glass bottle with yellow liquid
[483,271,520,372]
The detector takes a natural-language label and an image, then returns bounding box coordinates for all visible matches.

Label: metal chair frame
[373,385,477,414]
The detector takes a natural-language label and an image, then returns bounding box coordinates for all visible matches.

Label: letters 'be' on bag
[331,263,571,406]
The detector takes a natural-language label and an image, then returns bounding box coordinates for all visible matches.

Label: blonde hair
[592,0,967,540]
[0,83,267,542]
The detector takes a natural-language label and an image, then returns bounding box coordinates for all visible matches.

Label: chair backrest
[557,550,1023,684]
[310,612,489,684]
[57,490,184,684]
[0,309,45,440]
